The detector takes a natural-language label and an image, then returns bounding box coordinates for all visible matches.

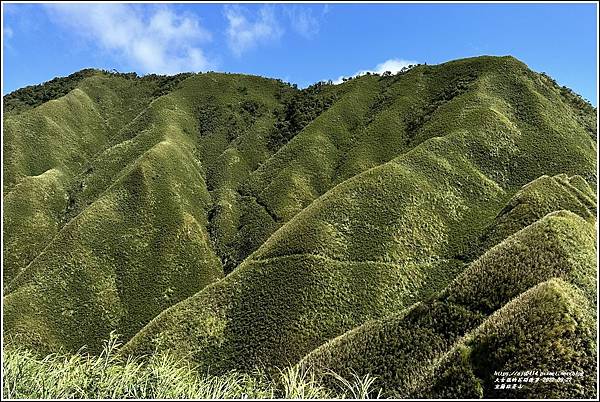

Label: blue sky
[2,2,598,104]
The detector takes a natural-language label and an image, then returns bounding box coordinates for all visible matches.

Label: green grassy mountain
[299,209,596,398]
[3,55,597,398]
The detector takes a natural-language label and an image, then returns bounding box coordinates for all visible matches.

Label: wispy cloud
[44,4,213,74]
[4,26,14,39]
[224,5,282,58]
[285,5,329,39]
[332,58,420,84]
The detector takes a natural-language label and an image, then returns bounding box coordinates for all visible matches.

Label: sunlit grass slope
[470,173,596,259]
[243,56,596,224]
[3,55,597,399]
[3,73,281,352]
[3,69,344,353]
[3,72,191,283]
[121,57,596,375]
[423,278,596,399]
[299,209,596,398]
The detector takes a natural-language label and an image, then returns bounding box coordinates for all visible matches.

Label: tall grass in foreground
[3,334,381,399]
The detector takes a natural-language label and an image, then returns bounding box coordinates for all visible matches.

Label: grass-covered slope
[3,69,347,353]
[424,278,596,399]
[122,253,465,372]
[3,55,597,395]
[299,209,597,398]
[3,136,223,353]
[3,73,279,351]
[122,57,596,374]
[243,56,596,226]
[469,173,596,259]
[2,72,191,283]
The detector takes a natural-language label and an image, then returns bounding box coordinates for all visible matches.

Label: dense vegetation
[2,55,597,399]
[300,209,596,398]
[267,81,339,151]
[3,69,99,113]
[2,69,194,114]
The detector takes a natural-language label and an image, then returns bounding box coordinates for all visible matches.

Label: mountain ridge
[2,55,597,398]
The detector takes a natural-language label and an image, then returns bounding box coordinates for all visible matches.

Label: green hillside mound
[2,72,192,283]
[3,168,69,283]
[122,57,596,374]
[298,210,596,398]
[243,56,596,227]
[2,71,318,352]
[122,254,464,372]
[3,55,597,389]
[470,173,596,259]
[424,278,596,399]
[299,298,485,398]
[443,210,597,312]
[3,137,223,353]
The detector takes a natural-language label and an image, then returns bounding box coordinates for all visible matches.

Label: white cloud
[332,58,420,84]
[223,5,327,57]
[286,5,327,39]
[4,26,14,39]
[224,5,283,57]
[373,59,419,75]
[44,4,213,74]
